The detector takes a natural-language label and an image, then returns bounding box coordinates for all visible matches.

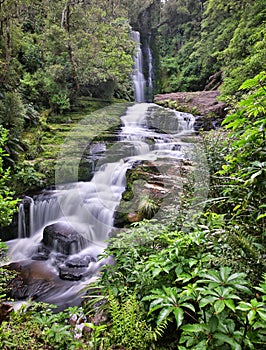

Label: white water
[8,103,196,308]
[147,43,153,100]
[131,31,146,103]
[8,33,196,308]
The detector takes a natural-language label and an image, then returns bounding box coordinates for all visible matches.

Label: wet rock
[0,302,13,324]
[42,222,89,255]
[65,256,96,268]
[59,266,91,281]
[154,90,227,130]
[194,115,223,131]
[7,261,58,300]
[31,245,51,261]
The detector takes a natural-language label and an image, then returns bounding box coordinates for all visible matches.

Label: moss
[18,102,130,191]
[114,161,165,227]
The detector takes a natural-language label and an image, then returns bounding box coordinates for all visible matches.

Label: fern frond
[228,231,262,260]
[82,282,108,315]
[153,318,168,341]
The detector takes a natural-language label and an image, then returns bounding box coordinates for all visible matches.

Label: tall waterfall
[131,31,146,102]
[147,36,154,102]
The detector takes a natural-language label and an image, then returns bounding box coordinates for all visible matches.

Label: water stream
[131,31,146,103]
[8,103,196,308]
[6,30,200,309]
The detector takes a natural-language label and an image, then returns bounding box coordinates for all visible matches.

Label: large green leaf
[157,307,173,325]
[257,309,266,321]
[224,299,236,312]
[199,296,217,308]
[173,307,184,328]
[181,323,206,333]
[213,333,241,350]
[214,299,225,314]
[209,315,219,332]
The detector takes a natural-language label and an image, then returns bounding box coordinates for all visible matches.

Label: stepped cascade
[7,38,198,308]
[8,103,196,308]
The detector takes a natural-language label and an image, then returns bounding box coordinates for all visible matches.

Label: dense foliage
[0,0,138,195]
[0,127,19,226]
[78,71,265,348]
[159,0,266,97]
[0,0,135,110]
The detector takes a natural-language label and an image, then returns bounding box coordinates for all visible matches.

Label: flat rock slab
[154,91,226,118]
[7,261,59,300]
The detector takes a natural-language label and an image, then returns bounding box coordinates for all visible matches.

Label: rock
[59,266,91,281]
[194,115,223,131]
[154,90,227,130]
[65,256,96,268]
[7,261,58,300]
[0,302,13,324]
[42,222,89,255]
[127,212,143,223]
[114,157,192,228]
[31,245,51,261]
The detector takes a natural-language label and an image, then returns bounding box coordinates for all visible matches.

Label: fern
[106,292,165,349]
[153,318,168,342]
[228,230,262,260]
[82,282,108,316]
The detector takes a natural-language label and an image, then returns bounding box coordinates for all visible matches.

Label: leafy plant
[0,302,87,349]
[137,195,159,219]
[143,286,195,327]
[0,126,19,226]
[219,71,266,237]
[104,292,160,349]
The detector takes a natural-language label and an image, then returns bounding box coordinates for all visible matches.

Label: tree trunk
[62,2,79,91]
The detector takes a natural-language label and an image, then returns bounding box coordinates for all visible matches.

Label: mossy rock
[114,161,164,227]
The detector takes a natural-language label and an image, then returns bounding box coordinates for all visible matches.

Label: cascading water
[8,103,196,308]
[147,36,154,102]
[7,32,199,309]
[131,31,146,103]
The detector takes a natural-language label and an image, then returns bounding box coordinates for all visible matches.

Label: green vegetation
[81,72,265,348]
[159,0,266,98]
[0,0,136,194]
[0,127,19,226]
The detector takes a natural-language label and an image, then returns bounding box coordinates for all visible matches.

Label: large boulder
[42,222,89,255]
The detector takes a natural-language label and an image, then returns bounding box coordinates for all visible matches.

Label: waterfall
[10,102,198,308]
[131,31,146,102]
[15,104,195,248]
[18,196,34,238]
[147,37,153,102]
